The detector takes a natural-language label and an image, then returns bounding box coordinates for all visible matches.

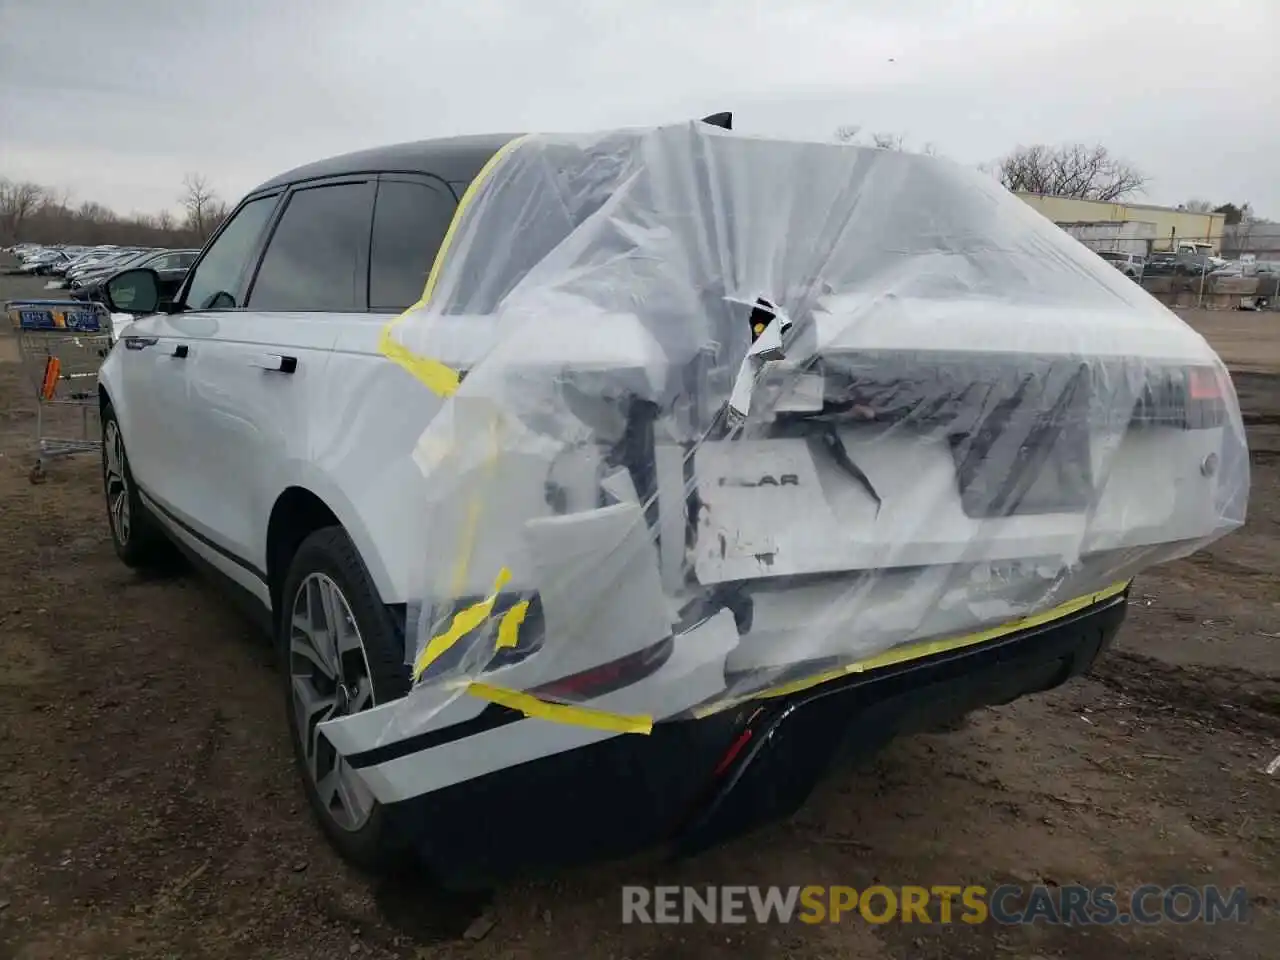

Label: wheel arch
[264,482,403,625]
[267,487,340,616]
[98,347,127,425]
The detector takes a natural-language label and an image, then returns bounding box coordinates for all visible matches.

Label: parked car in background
[72,249,198,302]
[68,248,152,284]
[1096,250,1144,280]
[66,249,148,286]
[53,245,122,278]
[69,249,156,294]
[1144,253,1178,276]
[1174,252,1220,276]
[12,248,72,275]
[1173,242,1226,269]
[1210,259,1280,278]
[6,243,45,259]
[96,126,1244,886]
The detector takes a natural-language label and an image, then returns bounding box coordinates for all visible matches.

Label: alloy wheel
[103,420,131,544]
[289,573,377,832]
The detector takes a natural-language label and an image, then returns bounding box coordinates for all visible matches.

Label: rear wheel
[279,526,411,871]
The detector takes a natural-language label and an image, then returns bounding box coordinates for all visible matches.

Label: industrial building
[1015,193,1226,254]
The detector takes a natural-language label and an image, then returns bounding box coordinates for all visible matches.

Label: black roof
[251,133,519,194]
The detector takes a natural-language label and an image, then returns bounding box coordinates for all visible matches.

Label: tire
[278,526,412,872]
[101,402,177,569]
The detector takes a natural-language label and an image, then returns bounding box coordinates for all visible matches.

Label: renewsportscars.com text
[621,884,1249,926]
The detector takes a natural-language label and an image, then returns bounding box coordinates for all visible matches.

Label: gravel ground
[0,267,1276,959]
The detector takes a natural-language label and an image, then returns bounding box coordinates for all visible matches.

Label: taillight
[711,726,755,777]
[532,637,674,702]
[1184,364,1228,429]
[1131,364,1228,430]
[1187,366,1223,401]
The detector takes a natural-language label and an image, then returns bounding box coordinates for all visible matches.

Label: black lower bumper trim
[386,590,1128,888]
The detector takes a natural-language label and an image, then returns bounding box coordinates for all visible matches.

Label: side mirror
[104,268,160,315]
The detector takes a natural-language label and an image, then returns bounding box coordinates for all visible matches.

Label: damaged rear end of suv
[98,118,1247,888]
[316,121,1247,885]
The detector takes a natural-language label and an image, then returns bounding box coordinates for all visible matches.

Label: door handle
[123,336,157,350]
[171,344,189,359]
[248,353,298,374]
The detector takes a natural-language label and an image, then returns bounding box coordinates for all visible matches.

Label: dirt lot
[0,270,1276,960]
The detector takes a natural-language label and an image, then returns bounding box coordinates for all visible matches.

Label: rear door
[179,178,377,595]
[119,193,280,530]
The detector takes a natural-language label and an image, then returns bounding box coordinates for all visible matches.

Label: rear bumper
[387,588,1128,888]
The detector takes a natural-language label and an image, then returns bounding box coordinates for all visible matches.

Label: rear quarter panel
[289,321,449,606]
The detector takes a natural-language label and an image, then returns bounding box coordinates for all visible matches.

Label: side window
[369,178,456,311]
[148,254,176,270]
[177,251,198,267]
[183,195,277,310]
[247,181,374,312]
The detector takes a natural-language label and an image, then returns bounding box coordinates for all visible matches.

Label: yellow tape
[467,682,653,735]
[419,135,530,308]
[379,138,528,625]
[413,567,512,680]
[495,601,530,650]
[438,580,1129,736]
[376,331,461,397]
[377,134,530,396]
[693,580,1131,717]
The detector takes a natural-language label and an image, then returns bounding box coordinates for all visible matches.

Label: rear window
[369,179,456,311]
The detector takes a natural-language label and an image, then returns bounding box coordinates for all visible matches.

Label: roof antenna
[700,112,732,130]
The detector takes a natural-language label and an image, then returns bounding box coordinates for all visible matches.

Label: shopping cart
[6,298,114,484]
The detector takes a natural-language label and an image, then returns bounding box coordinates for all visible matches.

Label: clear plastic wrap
[359,121,1249,740]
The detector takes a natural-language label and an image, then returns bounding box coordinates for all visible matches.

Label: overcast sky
[2,0,1277,219]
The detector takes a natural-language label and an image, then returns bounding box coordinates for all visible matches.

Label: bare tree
[996,144,1147,202]
[833,124,862,144]
[0,174,216,247]
[0,178,47,243]
[1182,198,1214,213]
[833,126,937,156]
[77,200,116,222]
[870,131,905,151]
[206,199,230,233]
[181,173,221,240]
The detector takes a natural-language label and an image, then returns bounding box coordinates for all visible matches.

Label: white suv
[98,122,1246,885]
[1095,250,1145,280]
